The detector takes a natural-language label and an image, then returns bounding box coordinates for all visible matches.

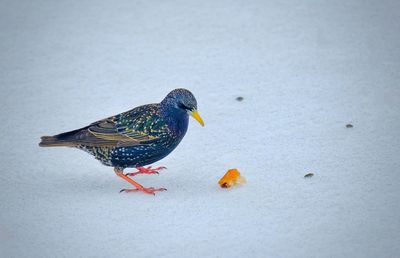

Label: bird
[39,88,204,195]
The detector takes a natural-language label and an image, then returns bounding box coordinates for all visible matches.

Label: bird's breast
[166,115,189,139]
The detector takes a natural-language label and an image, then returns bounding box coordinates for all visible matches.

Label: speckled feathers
[39,88,201,168]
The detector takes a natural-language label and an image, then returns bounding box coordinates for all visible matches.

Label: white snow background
[1,0,400,257]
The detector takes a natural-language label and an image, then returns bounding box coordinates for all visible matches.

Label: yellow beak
[190,110,205,126]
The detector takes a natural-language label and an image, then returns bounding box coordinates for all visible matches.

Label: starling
[39,88,204,195]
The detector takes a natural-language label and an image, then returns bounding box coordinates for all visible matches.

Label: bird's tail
[39,136,72,147]
[39,128,86,147]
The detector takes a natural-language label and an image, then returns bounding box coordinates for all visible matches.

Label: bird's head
[161,88,204,126]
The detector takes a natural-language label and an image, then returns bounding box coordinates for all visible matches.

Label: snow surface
[1,0,400,257]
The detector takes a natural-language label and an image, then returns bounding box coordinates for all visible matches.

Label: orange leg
[114,168,167,195]
[125,166,167,177]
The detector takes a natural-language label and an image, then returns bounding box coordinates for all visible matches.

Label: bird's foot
[115,168,167,196]
[120,187,167,195]
[125,166,167,177]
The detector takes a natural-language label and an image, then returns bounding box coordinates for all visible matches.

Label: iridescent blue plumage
[39,88,204,195]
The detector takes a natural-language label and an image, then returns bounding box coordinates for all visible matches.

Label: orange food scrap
[218,168,246,188]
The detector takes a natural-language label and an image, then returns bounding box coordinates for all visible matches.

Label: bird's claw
[125,166,167,177]
[119,187,167,195]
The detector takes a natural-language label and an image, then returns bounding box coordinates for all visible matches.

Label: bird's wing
[87,119,157,147]
[86,105,167,147]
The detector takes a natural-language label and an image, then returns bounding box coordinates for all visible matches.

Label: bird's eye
[178,103,191,110]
